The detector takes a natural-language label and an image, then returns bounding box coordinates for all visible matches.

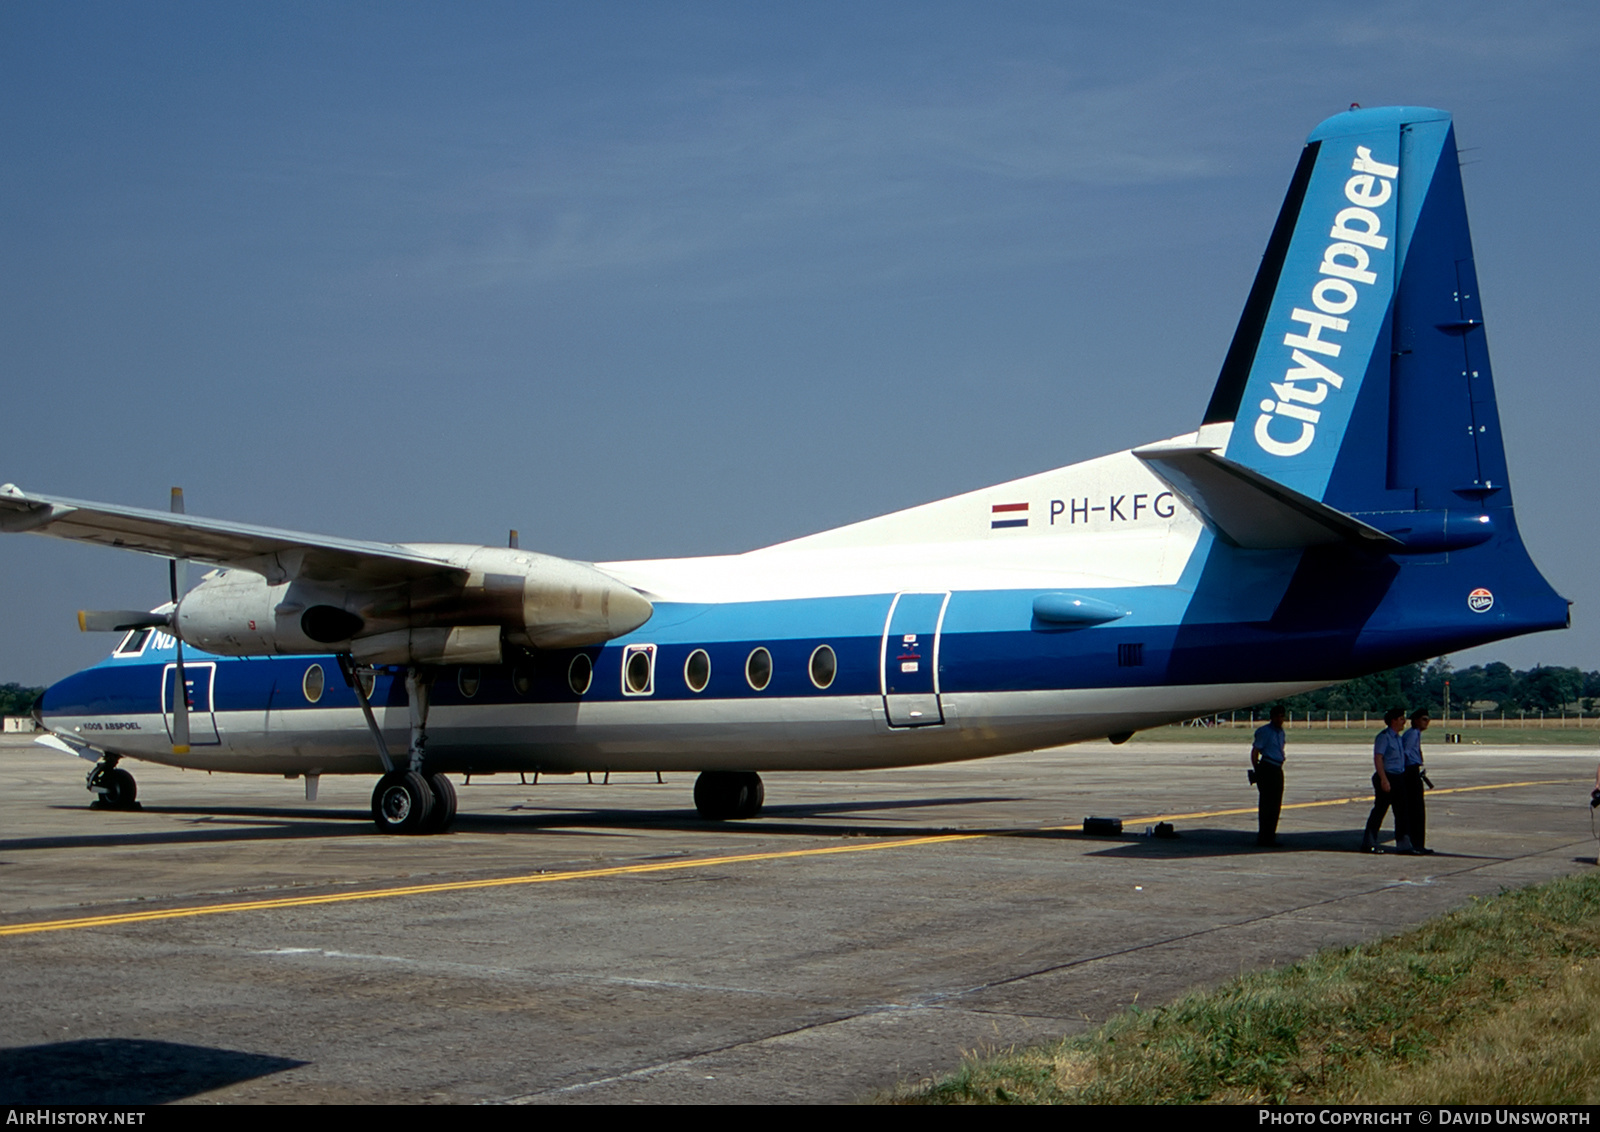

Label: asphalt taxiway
[2,733,1596,1104]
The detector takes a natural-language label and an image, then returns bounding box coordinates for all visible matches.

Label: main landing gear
[693,771,764,820]
[86,756,140,810]
[371,770,457,835]
[343,658,458,836]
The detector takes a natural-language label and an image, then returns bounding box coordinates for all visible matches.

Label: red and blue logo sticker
[1467,587,1494,614]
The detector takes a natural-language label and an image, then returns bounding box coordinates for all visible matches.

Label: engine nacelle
[172,546,653,661]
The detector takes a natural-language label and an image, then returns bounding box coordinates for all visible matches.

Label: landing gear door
[162,661,222,746]
[881,591,951,728]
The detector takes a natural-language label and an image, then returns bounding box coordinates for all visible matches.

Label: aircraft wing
[0,483,465,586]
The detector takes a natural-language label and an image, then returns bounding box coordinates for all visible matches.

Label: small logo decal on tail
[1467,588,1494,613]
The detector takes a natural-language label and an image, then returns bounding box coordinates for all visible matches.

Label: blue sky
[3,2,1597,683]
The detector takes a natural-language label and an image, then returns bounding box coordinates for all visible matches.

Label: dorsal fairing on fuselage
[602,444,1208,605]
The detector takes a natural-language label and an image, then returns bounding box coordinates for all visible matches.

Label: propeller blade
[169,486,190,754]
[171,635,191,755]
[78,610,171,632]
[169,486,187,599]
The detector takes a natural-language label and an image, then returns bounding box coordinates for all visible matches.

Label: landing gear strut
[87,757,139,810]
[351,662,458,835]
[694,771,764,820]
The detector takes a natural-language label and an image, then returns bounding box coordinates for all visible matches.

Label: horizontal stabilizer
[78,609,171,632]
[1133,441,1399,551]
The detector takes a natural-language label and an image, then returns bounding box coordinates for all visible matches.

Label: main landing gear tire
[421,773,457,834]
[92,767,138,810]
[693,771,764,820]
[371,771,435,834]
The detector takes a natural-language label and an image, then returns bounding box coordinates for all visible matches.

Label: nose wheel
[87,760,140,810]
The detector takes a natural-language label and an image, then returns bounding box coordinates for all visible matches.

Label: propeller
[168,487,190,755]
[77,609,171,632]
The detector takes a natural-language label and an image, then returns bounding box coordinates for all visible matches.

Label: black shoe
[1416,847,1435,855]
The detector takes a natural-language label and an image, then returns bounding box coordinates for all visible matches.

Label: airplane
[1,105,1569,834]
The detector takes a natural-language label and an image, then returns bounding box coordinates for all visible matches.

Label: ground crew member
[1362,708,1410,853]
[1250,705,1287,847]
[1402,708,1433,854]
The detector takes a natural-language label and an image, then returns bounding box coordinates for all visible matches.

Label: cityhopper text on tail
[2,107,1568,833]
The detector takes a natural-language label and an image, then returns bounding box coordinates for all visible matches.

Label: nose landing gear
[86,757,140,810]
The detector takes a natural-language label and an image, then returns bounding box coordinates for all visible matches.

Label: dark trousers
[1402,767,1426,849]
[1364,772,1408,843]
[1256,762,1283,844]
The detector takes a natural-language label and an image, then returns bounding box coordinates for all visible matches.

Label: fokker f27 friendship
[2,107,1568,833]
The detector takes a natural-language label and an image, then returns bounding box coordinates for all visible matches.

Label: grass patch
[889,870,1600,1105]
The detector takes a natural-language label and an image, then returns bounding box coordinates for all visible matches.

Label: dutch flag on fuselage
[990,502,1028,529]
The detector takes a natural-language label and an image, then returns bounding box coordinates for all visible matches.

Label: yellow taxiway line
[0,778,1574,938]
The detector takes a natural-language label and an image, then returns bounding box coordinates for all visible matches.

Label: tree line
[0,683,42,716]
[1249,661,1600,719]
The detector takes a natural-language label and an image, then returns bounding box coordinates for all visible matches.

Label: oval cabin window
[745,647,772,691]
[684,649,711,693]
[568,654,593,696]
[809,644,837,689]
[302,664,325,704]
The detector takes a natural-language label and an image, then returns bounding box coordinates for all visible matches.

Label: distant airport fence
[1180,710,1597,730]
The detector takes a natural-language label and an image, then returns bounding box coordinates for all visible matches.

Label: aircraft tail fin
[1198,107,1514,538]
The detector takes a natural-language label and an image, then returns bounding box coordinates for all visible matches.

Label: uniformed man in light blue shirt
[1362,707,1410,853]
[1250,705,1288,847]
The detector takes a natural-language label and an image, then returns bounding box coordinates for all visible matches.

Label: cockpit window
[115,629,152,656]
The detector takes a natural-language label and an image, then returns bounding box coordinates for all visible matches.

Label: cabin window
[684,649,711,693]
[568,654,593,696]
[809,644,837,689]
[302,664,325,703]
[458,667,481,698]
[115,629,152,656]
[622,644,655,696]
[512,665,532,697]
[745,647,772,691]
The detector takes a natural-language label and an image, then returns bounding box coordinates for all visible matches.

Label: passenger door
[880,591,950,727]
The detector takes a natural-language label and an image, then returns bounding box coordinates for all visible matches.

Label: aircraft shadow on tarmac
[3,795,1021,851]
[0,1038,305,1105]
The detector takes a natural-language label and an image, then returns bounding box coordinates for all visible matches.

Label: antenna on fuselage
[168,486,190,755]
[508,529,519,549]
